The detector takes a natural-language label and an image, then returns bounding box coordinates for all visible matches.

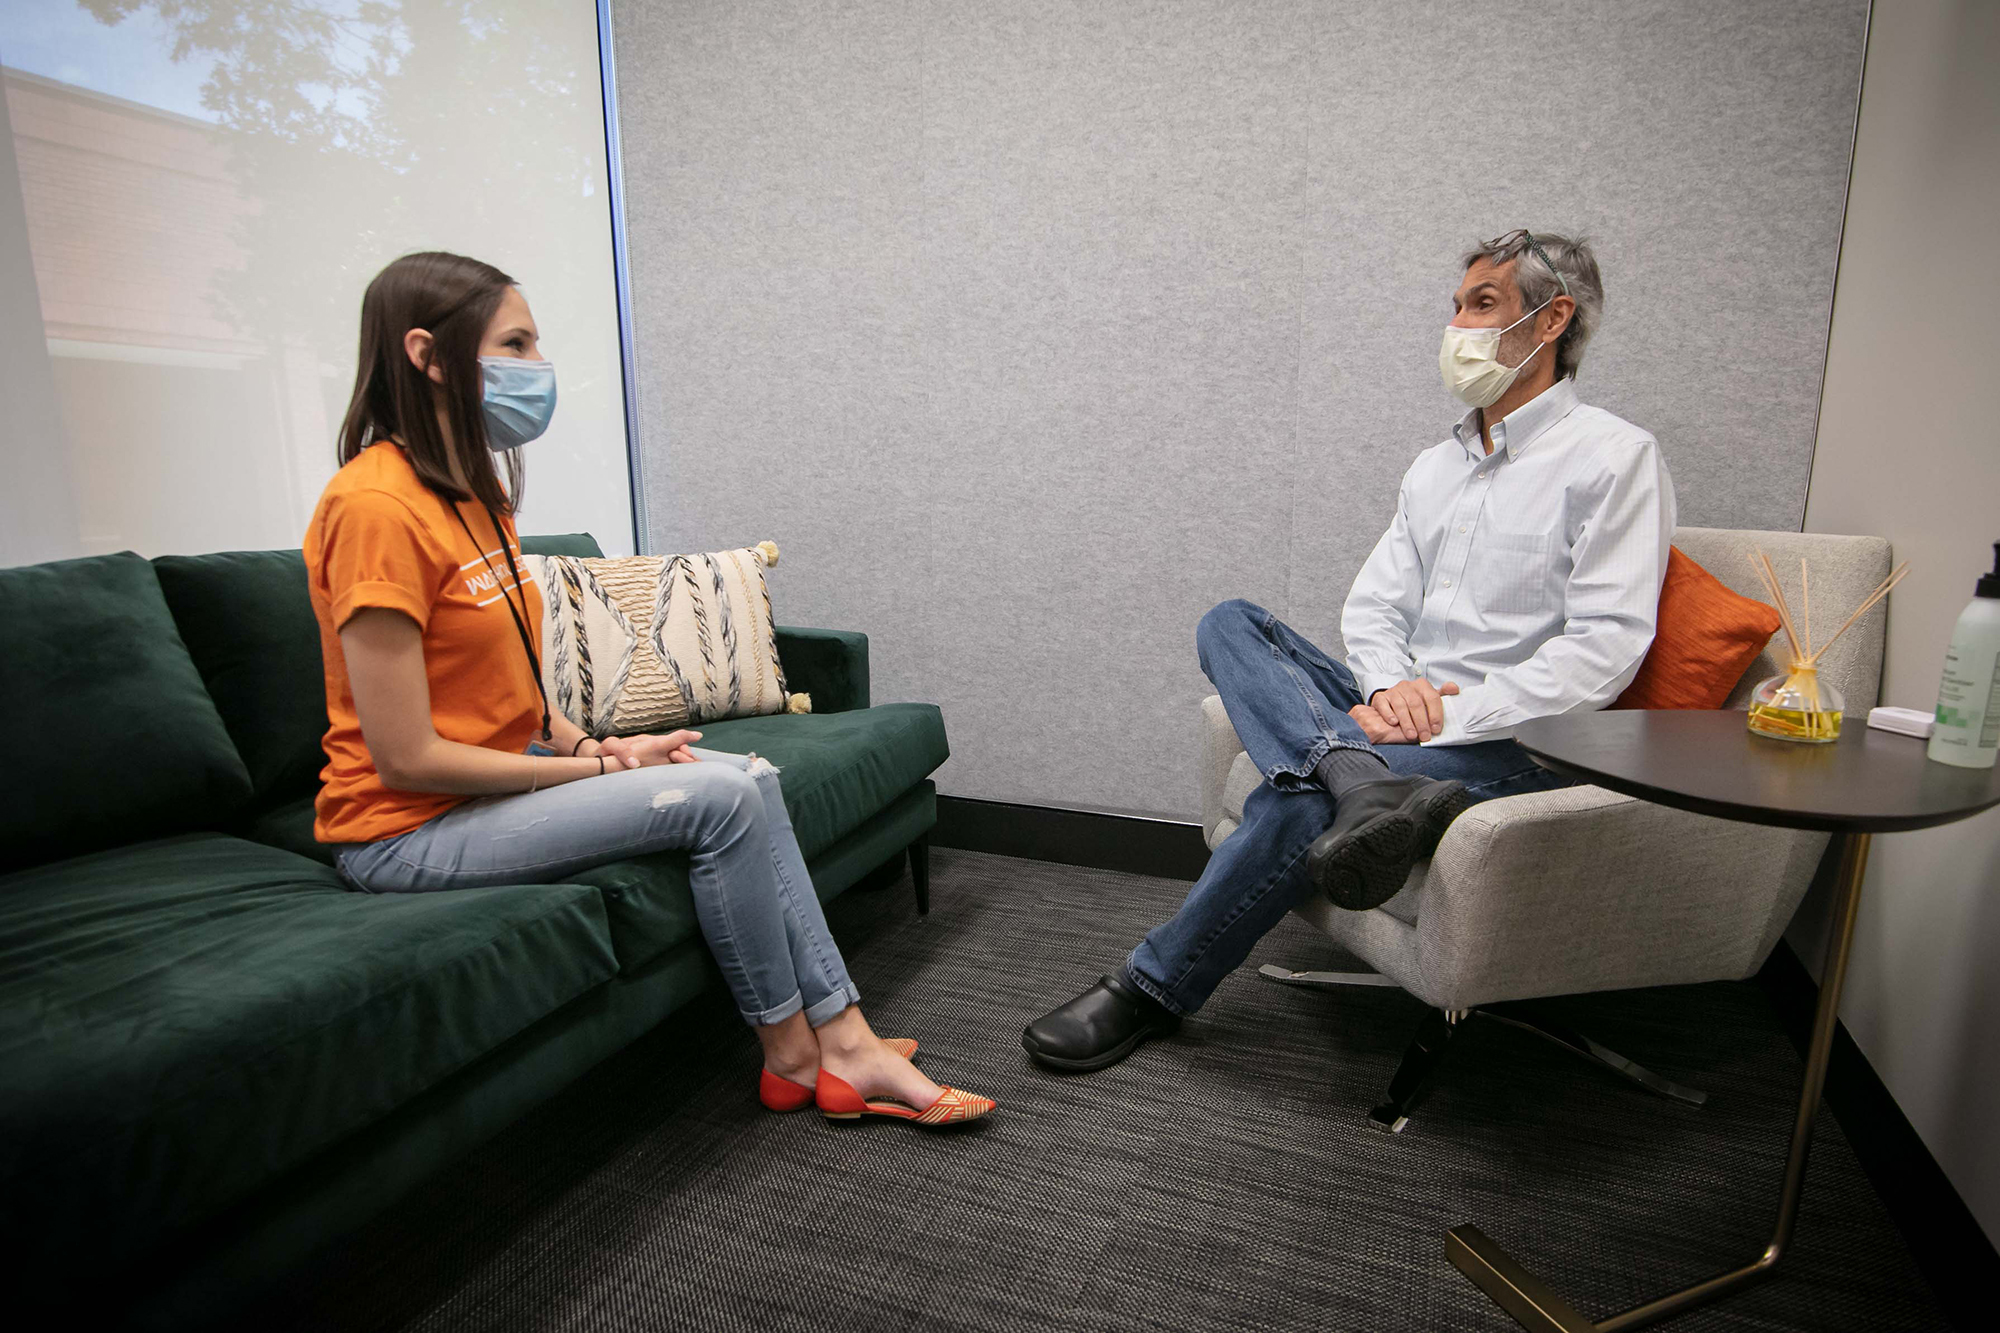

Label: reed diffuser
[1744,550,1909,744]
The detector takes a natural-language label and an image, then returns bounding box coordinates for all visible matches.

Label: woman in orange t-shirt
[306,252,990,1129]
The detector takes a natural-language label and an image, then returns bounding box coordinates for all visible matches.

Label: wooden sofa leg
[909,834,931,916]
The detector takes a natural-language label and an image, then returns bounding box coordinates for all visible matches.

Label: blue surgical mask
[479,356,557,451]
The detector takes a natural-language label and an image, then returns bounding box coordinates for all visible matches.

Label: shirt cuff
[332,579,432,632]
[1352,670,1406,703]
[1424,685,1510,747]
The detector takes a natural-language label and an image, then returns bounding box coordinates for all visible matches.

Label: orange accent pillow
[1612,546,1783,711]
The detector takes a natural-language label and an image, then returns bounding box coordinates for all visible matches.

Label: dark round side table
[1446,710,2000,1333]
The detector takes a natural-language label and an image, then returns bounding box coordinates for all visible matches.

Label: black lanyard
[452,503,553,742]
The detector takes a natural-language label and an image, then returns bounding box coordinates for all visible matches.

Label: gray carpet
[245,849,1950,1331]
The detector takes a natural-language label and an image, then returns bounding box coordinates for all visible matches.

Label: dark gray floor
[247,849,1950,1331]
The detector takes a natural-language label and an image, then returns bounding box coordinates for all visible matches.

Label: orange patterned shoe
[815,1071,996,1127]
[884,1037,919,1060]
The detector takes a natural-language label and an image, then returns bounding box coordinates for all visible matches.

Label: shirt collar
[1451,377,1582,462]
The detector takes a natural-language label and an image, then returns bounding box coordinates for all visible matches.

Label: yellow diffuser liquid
[1746,666,1844,744]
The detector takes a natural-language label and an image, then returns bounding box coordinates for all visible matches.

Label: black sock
[1315,747,1392,796]
[1111,968,1177,1019]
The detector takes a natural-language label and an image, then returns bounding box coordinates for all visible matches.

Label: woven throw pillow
[1611,545,1783,711]
[525,541,808,736]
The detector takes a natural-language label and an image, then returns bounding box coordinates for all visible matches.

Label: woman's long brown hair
[336,251,523,513]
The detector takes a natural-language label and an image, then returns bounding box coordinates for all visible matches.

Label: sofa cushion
[695,703,947,860]
[0,833,617,1271]
[772,626,869,714]
[561,702,948,969]
[520,532,609,559]
[154,549,329,809]
[0,553,253,871]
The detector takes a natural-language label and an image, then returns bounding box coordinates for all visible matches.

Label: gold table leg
[1447,831,1873,1332]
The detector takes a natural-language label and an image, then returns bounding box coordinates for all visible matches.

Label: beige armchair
[1199,526,1892,1130]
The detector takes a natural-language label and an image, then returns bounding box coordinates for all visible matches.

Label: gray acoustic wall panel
[614,0,1867,819]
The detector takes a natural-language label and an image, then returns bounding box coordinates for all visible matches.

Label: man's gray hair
[1462,230,1603,381]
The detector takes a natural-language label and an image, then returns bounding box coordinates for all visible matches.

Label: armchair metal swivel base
[1258,967,1707,1132]
[1197,528,1892,1135]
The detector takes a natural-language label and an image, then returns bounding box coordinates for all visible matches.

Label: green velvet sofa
[0,534,947,1328]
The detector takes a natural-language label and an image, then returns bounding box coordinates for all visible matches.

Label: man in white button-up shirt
[1026,231,1677,1074]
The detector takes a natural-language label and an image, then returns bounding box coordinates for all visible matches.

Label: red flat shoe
[815,1071,995,1127]
[760,1038,919,1112]
[759,1068,815,1112]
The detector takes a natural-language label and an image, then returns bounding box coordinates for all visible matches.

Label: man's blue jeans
[1124,599,1573,1016]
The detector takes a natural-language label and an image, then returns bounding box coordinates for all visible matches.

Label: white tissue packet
[1866,706,1935,739]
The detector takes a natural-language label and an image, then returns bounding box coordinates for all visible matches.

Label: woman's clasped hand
[596,729,703,768]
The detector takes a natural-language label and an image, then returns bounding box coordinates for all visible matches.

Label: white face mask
[1438,300,1550,409]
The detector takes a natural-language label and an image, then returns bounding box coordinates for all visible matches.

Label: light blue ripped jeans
[335,749,860,1029]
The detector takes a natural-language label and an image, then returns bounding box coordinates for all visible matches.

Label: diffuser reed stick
[1801,559,1811,659]
[1743,550,1909,742]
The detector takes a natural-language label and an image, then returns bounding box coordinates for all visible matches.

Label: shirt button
[1458,525,1467,533]
[1443,579,1453,588]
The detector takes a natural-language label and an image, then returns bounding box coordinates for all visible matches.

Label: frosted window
[0,0,631,560]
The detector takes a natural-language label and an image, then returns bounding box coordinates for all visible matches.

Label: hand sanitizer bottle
[1928,542,2000,769]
